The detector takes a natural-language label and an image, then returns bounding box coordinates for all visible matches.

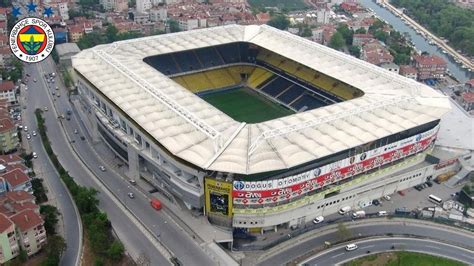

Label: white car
[127,192,135,199]
[33,78,37,82]
[129,179,137,185]
[32,131,37,136]
[44,106,48,111]
[99,165,106,172]
[313,216,324,224]
[383,195,391,201]
[23,126,28,132]
[26,134,31,139]
[32,152,38,159]
[345,244,358,251]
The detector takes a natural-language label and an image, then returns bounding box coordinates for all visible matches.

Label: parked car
[372,199,380,206]
[129,179,137,185]
[383,195,391,201]
[426,181,433,187]
[32,152,38,159]
[377,211,388,216]
[313,216,324,224]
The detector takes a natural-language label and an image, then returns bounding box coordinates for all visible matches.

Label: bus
[428,194,442,205]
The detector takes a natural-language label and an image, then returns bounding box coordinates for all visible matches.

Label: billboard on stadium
[205,177,233,217]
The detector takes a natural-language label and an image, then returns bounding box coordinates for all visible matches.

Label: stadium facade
[72,25,450,232]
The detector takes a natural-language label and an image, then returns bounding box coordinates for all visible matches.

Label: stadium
[72,25,450,233]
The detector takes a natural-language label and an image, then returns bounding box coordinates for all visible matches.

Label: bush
[32,178,48,204]
[40,205,60,235]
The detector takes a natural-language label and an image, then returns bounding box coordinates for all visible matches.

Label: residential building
[2,169,31,194]
[68,26,84,42]
[0,82,17,105]
[399,65,418,80]
[413,55,447,80]
[58,2,69,20]
[9,210,46,256]
[352,33,374,47]
[149,7,167,22]
[137,0,152,13]
[0,47,12,68]
[0,213,19,264]
[134,12,150,24]
[380,62,399,74]
[0,119,18,154]
[101,0,128,12]
[461,92,474,112]
[316,8,330,24]
[361,42,393,66]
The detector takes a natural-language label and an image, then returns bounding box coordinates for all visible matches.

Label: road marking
[331,253,344,259]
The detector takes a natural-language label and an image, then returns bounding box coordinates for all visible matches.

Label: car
[383,195,391,201]
[99,165,106,171]
[33,78,37,82]
[127,192,135,199]
[26,73,30,77]
[52,91,55,95]
[398,190,405,196]
[32,152,38,159]
[74,129,78,134]
[129,179,137,185]
[80,136,85,141]
[23,106,27,109]
[43,106,48,111]
[32,131,37,136]
[372,199,380,206]
[426,181,433,187]
[23,126,28,132]
[18,125,23,129]
[377,211,388,216]
[313,216,324,224]
[55,86,59,90]
[26,134,31,139]
[345,244,358,251]
[414,185,423,191]
[57,94,60,97]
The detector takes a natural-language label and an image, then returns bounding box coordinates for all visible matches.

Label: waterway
[359,0,473,83]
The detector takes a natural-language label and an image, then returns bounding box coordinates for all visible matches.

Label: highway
[300,237,474,265]
[258,219,474,266]
[28,58,215,265]
[21,65,81,266]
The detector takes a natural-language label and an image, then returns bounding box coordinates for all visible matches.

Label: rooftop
[0,81,14,92]
[9,209,43,232]
[414,55,447,66]
[72,25,450,175]
[0,213,13,233]
[55,43,81,57]
[5,191,34,203]
[2,168,30,187]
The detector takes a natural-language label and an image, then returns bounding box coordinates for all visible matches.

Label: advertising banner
[205,177,233,217]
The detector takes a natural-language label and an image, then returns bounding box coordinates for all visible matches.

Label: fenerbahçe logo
[9,17,55,63]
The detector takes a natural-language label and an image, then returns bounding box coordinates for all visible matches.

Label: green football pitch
[201,87,294,123]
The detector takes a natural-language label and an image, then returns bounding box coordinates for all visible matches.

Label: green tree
[32,179,48,204]
[374,30,389,43]
[355,28,367,34]
[40,205,60,235]
[84,212,110,254]
[107,240,124,261]
[105,25,119,43]
[168,19,180,33]
[42,235,67,266]
[300,24,312,37]
[267,14,290,30]
[349,45,361,58]
[75,187,99,214]
[329,32,345,50]
[18,249,28,262]
[337,24,353,45]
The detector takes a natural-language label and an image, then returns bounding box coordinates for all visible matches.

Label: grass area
[345,252,467,266]
[248,0,308,10]
[202,87,294,123]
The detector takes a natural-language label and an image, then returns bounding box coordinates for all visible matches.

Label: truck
[434,171,456,184]
[352,210,366,219]
[150,197,162,210]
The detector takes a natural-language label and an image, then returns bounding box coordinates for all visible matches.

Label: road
[258,219,474,266]
[21,66,81,266]
[379,0,473,70]
[301,237,474,265]
[28,58,215,265]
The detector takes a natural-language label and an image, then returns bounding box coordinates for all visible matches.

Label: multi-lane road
[24,58,216,265]
[301,237,474,265]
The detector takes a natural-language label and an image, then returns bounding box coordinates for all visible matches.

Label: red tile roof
[6,191,34,203]
[0,118,15,133]
[9,209,43,232]
[462,92,474,103]
[2,168,30,188]
[0,81,14,92]
[413,55,447,66]
[0,213,13,233]
[399,65,417,74]
[11,202,38,213]
[0,154,23,164]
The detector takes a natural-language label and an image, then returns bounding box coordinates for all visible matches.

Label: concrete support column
[127,144,140,180]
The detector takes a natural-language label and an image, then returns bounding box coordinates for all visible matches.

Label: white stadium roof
[72,25,451,175]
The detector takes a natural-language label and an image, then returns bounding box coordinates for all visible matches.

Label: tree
[168,19,180,33]
[43,235,67,266]
[75,187,99,214]
[355,28,367,34]
[107,240,124,261]
[33,179,48,204]
[300,24,312,37]
[105,25,119,43]
[349,45,361,58]
[40,205,60,234]
[337,222,352,241]
[337,24,353,45]
[267,14,290,30]
[329,32,345,50]
[374,30,389,43]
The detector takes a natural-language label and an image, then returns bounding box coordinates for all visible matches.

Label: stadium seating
[247,68,273,89]
[194,47,224,68]
[173,72,214,92]
[205,69,238,89]
[144,54,181,75]
[261,77,293,97]
[173,51,202,72]
[277,85,305,104]
[216,43,241,64]
[291,94,326,111]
